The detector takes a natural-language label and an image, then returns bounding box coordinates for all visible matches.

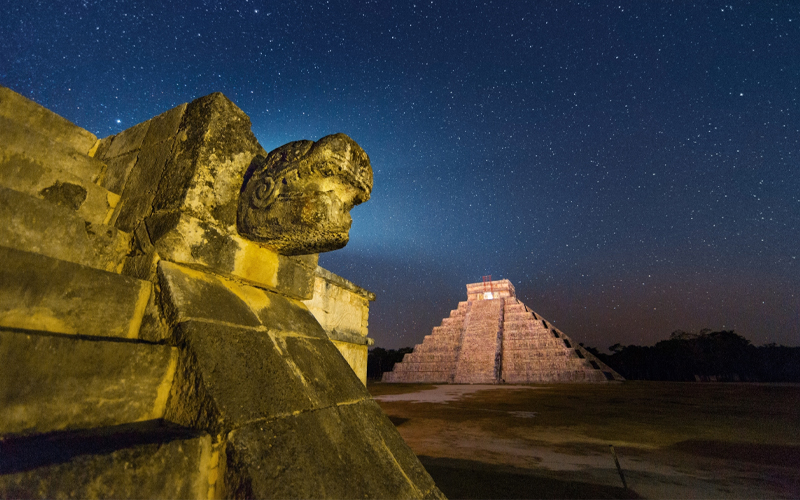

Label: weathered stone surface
[0,187,130,273]
[149,215,317,299]
[225,400,443,499]
[238,133,373,255]
[276,335,369,406]
[0,426,212,499]
[158,260,262,328]
[302,266,375,384]
[0,88,437,499]
[0,329,177,436]
[0,153,119,224]
[151,93,265,231]
[0,246,152,338]
[114,139,175,232]
[101,150,138,195]
[142,103,186,147]
[0,86,97,154]
[164,320,317,433]
[331,339,369,385]
[385,279,624,383]
[104,119,151,159]
[303,265,375,338]
[0,116,107,184]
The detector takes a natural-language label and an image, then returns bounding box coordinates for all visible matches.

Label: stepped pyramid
[383,279,624,383]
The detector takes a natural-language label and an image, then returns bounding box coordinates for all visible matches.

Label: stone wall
[302,266,376,385]
[0,85,443,499]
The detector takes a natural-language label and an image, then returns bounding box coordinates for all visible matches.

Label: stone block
[114,139,175,232]
[0,116,106,184]
[150,93,265,230]
[164,320,315,433]
[0,153,119,225]
[104,120,150,158]
[0,86,97,154]
[303,266,375,339]
[0,187,131,273]
[0,246,152,338]
[0,426,212,499]
[225,400,442,499]
[142,103,186,147]
[330,339,368,385]
[149,213,317,300]
[101,150,138,195]
[275,336,368,406]
[0,329,177,436]
[157,260,262,328]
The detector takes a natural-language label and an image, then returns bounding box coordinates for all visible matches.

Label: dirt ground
[369,382,800,499]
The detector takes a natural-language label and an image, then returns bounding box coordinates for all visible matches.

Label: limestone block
[224,400,443,499]
[101,150,138,195]
[331,339,368,385]
[142,103,187,147]
[104,120,150,159]
[0,153,119,225]
[0,116,106,184]
[150,214,317,300]
[275,335,368,405]
[0,428,212,499]
[0,329,177,436]
[164,320,316,433]
[114,139,175,232]
[151,93,265,231]
[157,260,262,329]
[0,86,97,154]
[0,187,131,273]
[157,260,325,335]
[0,246,152,338]
[302,268,374,339]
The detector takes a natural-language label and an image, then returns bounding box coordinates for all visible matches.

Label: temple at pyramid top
[466,278,515,300]
[384,279,624,384]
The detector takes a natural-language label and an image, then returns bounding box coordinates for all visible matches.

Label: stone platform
[383,279,623,384]
[0,85,442,499]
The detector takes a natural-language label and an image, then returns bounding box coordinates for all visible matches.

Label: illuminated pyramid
[383,279,624,383]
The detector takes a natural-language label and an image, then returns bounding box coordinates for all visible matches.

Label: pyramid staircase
[383,279,624,383]
[0,86,213,497]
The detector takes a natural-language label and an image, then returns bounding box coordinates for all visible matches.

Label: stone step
[0,116,106,186]
[0,246,152,339]
[0,329,177,437]
[404,353,458,364]
[503,359,589,372]
[391,362,457,373]
[383,371,451,383]
[0,86,98,154]
[503,330,559,341]
[0,152,120,225]
[0,186,131,273]
[0,423,213,499]
[502,370,610,383]
[503,349,572,360]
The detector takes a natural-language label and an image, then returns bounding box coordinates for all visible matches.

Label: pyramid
[383,279,624,383]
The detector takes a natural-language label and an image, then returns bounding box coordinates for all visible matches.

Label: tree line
[368,330,800,382]
[584,329,800,382]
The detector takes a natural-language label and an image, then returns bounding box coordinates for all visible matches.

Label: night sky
[3,1,798,350]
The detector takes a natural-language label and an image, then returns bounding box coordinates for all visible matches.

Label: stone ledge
[0,329,178,437]
[313,266,376,301]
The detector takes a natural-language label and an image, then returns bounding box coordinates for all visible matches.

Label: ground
[368,382,800,499]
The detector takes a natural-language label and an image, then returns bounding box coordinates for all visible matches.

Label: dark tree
[367,347,414,380]
[588,330,800,382]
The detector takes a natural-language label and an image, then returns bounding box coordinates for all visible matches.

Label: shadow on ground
[418,456,640,500]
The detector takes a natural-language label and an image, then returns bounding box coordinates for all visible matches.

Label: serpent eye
[251,178,275,208]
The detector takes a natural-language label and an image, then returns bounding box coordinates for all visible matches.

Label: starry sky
[3,1,798,350]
